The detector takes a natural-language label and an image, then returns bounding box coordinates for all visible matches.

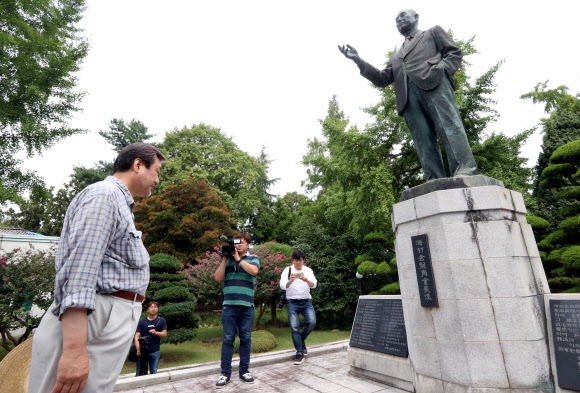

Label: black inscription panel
[349,297,408,357]
[411,234,439,307]
[550,299,580,391]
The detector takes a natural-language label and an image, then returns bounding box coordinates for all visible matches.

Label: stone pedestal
[392,182,553,392]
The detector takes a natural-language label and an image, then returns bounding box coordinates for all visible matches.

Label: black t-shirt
[135,316,167,352]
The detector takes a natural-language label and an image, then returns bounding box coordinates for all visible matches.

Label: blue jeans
[220,305,254,377]
[135,350,161,376]
[287,299,316,353]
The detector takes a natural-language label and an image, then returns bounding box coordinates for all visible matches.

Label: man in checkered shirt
[28,143,166,393]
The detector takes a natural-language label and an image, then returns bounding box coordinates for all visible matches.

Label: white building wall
[0,234,60,253]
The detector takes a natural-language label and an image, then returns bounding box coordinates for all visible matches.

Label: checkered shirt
[52,176,150,317]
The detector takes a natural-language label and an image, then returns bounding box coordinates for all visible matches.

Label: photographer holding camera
[214,233,260,388]
[279,250,317,365]
[134,301,167,376]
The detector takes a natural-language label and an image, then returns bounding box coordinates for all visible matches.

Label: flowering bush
[252,244,290,306]
[0,245,56,351]
[182,247,224,308]
[252,244,292,327]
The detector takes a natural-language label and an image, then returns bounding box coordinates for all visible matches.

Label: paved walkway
[114,341,407,393]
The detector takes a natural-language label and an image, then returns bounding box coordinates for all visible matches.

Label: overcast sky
[21,0,580,197]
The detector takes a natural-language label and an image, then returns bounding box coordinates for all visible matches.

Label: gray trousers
[28,294,142,393]
[403,75,477,180]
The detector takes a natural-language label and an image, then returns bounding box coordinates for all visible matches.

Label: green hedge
[233,330,277,353]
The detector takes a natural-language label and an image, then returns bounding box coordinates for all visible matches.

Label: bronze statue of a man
[339,9,477,181]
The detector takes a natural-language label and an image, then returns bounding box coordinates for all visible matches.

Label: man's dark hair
[145,300,159,309]
[235,232,252,244]
[113,142,167,173]
[292,250,306,260]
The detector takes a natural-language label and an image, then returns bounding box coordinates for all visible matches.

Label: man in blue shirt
[213,233,260,388]
[134,301,168,376]
[28,143,166,393]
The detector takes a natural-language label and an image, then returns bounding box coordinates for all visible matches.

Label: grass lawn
[120,326,350,375]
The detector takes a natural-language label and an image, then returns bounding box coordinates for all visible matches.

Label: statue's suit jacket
[358,25,462,115]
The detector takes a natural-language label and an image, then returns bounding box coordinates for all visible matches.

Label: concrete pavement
[114,340,407,392]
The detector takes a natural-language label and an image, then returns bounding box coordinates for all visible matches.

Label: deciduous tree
[158,124,275,227]
[134,177,237,263]
[248,192,312,244]
[0,0,89,206]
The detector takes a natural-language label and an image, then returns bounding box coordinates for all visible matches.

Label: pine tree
[146,253,200,344]
[535,140,580,292]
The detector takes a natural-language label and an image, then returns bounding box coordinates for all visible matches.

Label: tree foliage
[4,182,70,236]
[0,0,89,206]
[0,245,57,351]
[98,118,155,153]
[146,253,199,344]
[523,83,580,230]
[292,224,362,330]
[536,140,580,292]
[248,192,313,244]
[134,177,237,263]
[157,124,275,227]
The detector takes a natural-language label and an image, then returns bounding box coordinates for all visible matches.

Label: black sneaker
[239,372,254,383]
[294,352,304,365]
[216,374,230,388]
[302,341,308,355]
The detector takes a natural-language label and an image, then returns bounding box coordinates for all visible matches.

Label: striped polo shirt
[222,253,260,307]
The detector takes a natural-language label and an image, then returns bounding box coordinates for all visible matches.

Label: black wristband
[235,259,241,263]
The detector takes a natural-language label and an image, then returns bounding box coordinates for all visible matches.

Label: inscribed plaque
[349,298,408,357]
[549,299,580,391]
[411,234,438,307]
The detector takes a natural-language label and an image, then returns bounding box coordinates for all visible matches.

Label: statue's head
[395,9,419,36]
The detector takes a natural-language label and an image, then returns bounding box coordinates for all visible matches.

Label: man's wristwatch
[234,259,241,263]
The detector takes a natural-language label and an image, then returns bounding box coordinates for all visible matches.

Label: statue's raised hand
[338,44,359,61]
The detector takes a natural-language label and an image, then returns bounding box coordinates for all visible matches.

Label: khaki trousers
[28,294,142,393]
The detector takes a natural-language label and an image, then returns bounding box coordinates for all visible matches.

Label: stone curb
[114,340,350,392]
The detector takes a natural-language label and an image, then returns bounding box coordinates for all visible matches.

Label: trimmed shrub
[153,286,195,304]
[354,254,372,266]
[357,261,377,275]
[561,245,580,273]
[375,261,391,276]
[234,330,277,353]
[526,215,550,230]
[370,282,400,295]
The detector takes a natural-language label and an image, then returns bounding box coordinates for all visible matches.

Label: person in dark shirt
[134,301,168,376]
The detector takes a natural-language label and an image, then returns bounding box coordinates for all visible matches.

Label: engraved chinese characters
[349,297,408,357]
[411,234,438,307]
[550,299,580,391]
